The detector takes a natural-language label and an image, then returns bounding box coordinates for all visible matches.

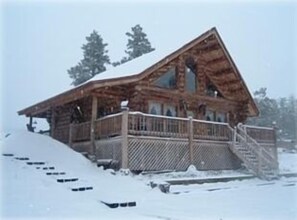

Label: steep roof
[18,27,259,117]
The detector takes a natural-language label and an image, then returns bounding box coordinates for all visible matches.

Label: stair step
[27,162,46,165]
[42,167,55,170]
[57,178,78,183]
[46,172,66,175]
[2,153,14,157]
[101,201,136,208]
[15,157,30,161]
[71,186,93,192]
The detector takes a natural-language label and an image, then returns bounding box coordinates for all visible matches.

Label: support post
[188,117,194,164]
[69,123,73,147]
[121,109,129,169]
[90,96,98,156]
[233,126,237,146]
[50,109,56,138]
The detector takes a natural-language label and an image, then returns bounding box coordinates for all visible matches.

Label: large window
[154,67,176,89]
[216,112,226,123]
[185,57,197,93]
[205,110,215,121]
[149,102,161,115]
[163,104,177,117]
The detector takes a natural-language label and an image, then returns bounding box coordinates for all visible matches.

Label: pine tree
[113,24,154,66]
[68,30,110,86]
[247,88,296,141]
[67,62,90,86]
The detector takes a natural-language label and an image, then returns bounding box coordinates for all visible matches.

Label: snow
[82,46,175,84]
[1,131,297,219]
[81,29,208,85]
[278,148,297,173]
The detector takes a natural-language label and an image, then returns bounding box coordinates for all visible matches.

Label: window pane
[149,102,161,115]
[163,104,176,117]
[154,67,176,89]
[185,67,197,92]
[217,112,226,123]
[206,110,214,121]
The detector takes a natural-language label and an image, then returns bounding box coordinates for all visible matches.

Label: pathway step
[46,172,66,175]
[100,201,136,208]
[15,157,30,161]
[43,167,55,170]
[2,153,14,157]
[57,178,78,183]
[27,162,46,165]
[71,186,93,192]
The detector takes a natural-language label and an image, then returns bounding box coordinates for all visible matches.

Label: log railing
[54,124,69,144]
[243,125,275,144]
[128,112,189,138]
[71,121,91,142]
[192,119,232,141]
[94,112,123,139]
[69,111,235,142]
[68,111,275,145]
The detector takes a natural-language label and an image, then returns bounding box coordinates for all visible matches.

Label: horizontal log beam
[206,56,227,66]
[212,67,234,76]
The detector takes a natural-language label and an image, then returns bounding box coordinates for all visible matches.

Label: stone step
[100,201,136,208]
[57,178,78,183]
[42,167,55,170]
[15,157,30,161]
[2,153,14,157]
[71,186,93,192]
[46,172,66,175]
[27,162,46,165]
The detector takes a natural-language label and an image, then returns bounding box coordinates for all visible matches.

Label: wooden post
[121,109,129,169]
[272,126,278,168]
[29,116,33,127]
[90,96,98,156]
[50,109,56,138]
[188,116,194,164]
[69,123,73,147]
[233,126,237,145]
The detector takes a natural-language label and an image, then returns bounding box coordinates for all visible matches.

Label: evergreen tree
[247,88,296,141]
[68,30,110,86]
[247,88,279,127]
[113,24,154,66]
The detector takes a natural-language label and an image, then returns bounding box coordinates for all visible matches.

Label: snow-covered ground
[1,131,297,219]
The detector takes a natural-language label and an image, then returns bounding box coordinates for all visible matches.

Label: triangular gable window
[154,67,176,89]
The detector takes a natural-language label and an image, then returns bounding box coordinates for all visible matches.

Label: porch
[64,110,277,173]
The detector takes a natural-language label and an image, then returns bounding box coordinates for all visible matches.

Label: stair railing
[236,123,278,174]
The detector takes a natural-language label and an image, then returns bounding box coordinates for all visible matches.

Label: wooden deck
[66,110,277,172]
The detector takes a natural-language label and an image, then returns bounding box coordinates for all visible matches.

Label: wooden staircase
[229,123,279,180]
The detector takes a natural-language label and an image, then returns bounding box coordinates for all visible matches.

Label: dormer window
[185,57,197,93]
[154,67,176,89]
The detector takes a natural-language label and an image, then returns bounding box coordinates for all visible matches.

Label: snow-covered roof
[85,48,170,83]
[18,27,259,117]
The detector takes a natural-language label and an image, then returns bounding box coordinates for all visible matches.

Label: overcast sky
[1,0,296,132]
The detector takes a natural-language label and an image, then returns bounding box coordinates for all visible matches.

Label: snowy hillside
[1,131,297,219]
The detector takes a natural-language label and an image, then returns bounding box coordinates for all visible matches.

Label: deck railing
[243,125,275,144]
[128,112,189,138]
[54,124,69,144]
[71,121,91,142]
[192,119,232,141]
[94,112,123,139]
[68,111,275,144]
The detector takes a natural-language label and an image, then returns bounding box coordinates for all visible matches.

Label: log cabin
[18,27,279,179]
